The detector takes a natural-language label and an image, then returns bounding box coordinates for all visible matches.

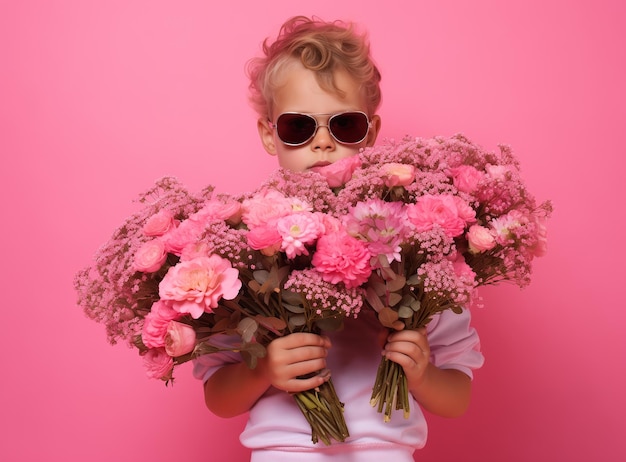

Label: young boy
[194,16,484,461]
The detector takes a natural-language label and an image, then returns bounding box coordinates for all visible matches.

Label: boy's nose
[311,125,335,151]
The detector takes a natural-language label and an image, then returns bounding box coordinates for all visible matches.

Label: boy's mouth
[309,161,332,169]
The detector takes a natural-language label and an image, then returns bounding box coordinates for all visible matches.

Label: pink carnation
[312,229,372,288]
[143,348,174,380]
[133,239,167,273]
[309,155,361,188]
[406,194,471,238]
[159,255,242,319]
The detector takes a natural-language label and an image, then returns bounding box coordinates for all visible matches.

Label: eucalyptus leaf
[237,317,258,343]
[289,314,306,327]
[315,316,343,332]
[388,293,403,307]
[378,307,399,329]
[397,305,414,319]
[283,303,305,314]
[253,270,270,284]
[281,290,303,305]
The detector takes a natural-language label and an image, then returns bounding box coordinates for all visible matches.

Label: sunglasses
[269,111,372,146]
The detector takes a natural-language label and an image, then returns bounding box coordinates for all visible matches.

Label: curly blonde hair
[247,16,382,120]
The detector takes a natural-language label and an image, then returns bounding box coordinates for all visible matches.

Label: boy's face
[258,62,380,172]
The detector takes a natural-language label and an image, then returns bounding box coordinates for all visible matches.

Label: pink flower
[162,219,204,255]
[312,229,372,288]
[164,321,197,357]
[141,300,181,348]
[490,210,524,244]
[133,239,167,272]
[241,190,292,229]
[309,155,361,187]
[143,348,174,380]
[276,212,324,259]
[530,215,549,257]
[143,209,177,237]
[344,199,407,265]
[448,165,484,193]
[406,194,470,238]
[192,198,242,226]
[159,255,242,319]
[466,225,497,254]
[180,241,211,261]
[380,163,415,187]
[486,164,514,181]
[247,224,282,256]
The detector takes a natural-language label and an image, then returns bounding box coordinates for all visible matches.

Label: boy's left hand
[383,327,431,389]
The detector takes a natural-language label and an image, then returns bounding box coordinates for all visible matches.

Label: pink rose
[309,155,361,188]
[180,241,211,261]
[466,225,497,254]
[241,190,292,229]
[449,165,484,193]
[485,164,514,181]
[143,209,177,237]
[133,239,167,272]
[312,229,372,288]
[247,224,282,256]
[143,348,174,380]
[453,196,477,224]
[530,215,548,257]
[380,163,415,187]
[161,218,204,255]
[141,300,180,348]
[406,194,468,237]
[159,255,242,318]
[192,199,242,226]
[164,321,196,357]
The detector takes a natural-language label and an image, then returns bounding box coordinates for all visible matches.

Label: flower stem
[293,378,349,445]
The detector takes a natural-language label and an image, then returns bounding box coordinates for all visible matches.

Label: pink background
[2,1,624,461]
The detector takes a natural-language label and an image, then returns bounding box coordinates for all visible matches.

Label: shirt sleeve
[426,308,484,379]
[192,334,243,383]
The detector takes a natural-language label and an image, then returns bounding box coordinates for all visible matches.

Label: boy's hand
[261,332,332,393]
[383,327,431,390]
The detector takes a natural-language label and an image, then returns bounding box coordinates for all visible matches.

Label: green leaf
[237,317,258,343]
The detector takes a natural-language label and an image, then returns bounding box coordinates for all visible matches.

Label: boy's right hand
[261,332,332,393]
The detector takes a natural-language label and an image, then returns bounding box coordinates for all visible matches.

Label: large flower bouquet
[74,176,367,445]
[75,133,551,441]
[307,134,552,422]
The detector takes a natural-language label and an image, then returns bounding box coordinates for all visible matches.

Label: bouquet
[75,133,551,439]
[75,175,369,445]
[307,134,552,422]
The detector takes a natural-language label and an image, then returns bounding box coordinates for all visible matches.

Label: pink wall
[2,1,624,461]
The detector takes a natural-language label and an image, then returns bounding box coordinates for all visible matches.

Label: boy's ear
[257,118,278,155]
[366,114,381,147]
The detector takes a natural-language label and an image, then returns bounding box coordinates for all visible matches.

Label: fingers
[383,328,430,370]
[265,333,332,393]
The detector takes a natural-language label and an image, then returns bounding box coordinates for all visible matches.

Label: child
[194,16,484,461]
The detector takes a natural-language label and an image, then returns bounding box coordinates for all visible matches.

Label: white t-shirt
[194,308,484,460]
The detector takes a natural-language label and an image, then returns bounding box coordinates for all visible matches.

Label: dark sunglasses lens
[329,112,369,143]
[276,114,317,145]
